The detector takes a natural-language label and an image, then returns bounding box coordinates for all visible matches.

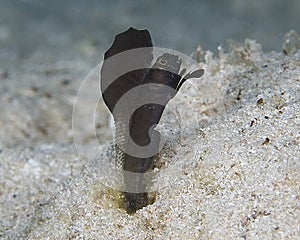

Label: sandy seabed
[0,32,299,239]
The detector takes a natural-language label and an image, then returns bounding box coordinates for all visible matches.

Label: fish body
[100,27,204,212]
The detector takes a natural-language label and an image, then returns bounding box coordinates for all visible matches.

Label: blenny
[100,27,204,213]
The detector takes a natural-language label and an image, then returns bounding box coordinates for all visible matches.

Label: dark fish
[100,27,204,213]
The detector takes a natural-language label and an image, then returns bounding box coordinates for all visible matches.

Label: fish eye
[148,83,163,90]
[158,58,168,66]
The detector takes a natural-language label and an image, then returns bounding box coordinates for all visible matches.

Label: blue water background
[0,0,299,63]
